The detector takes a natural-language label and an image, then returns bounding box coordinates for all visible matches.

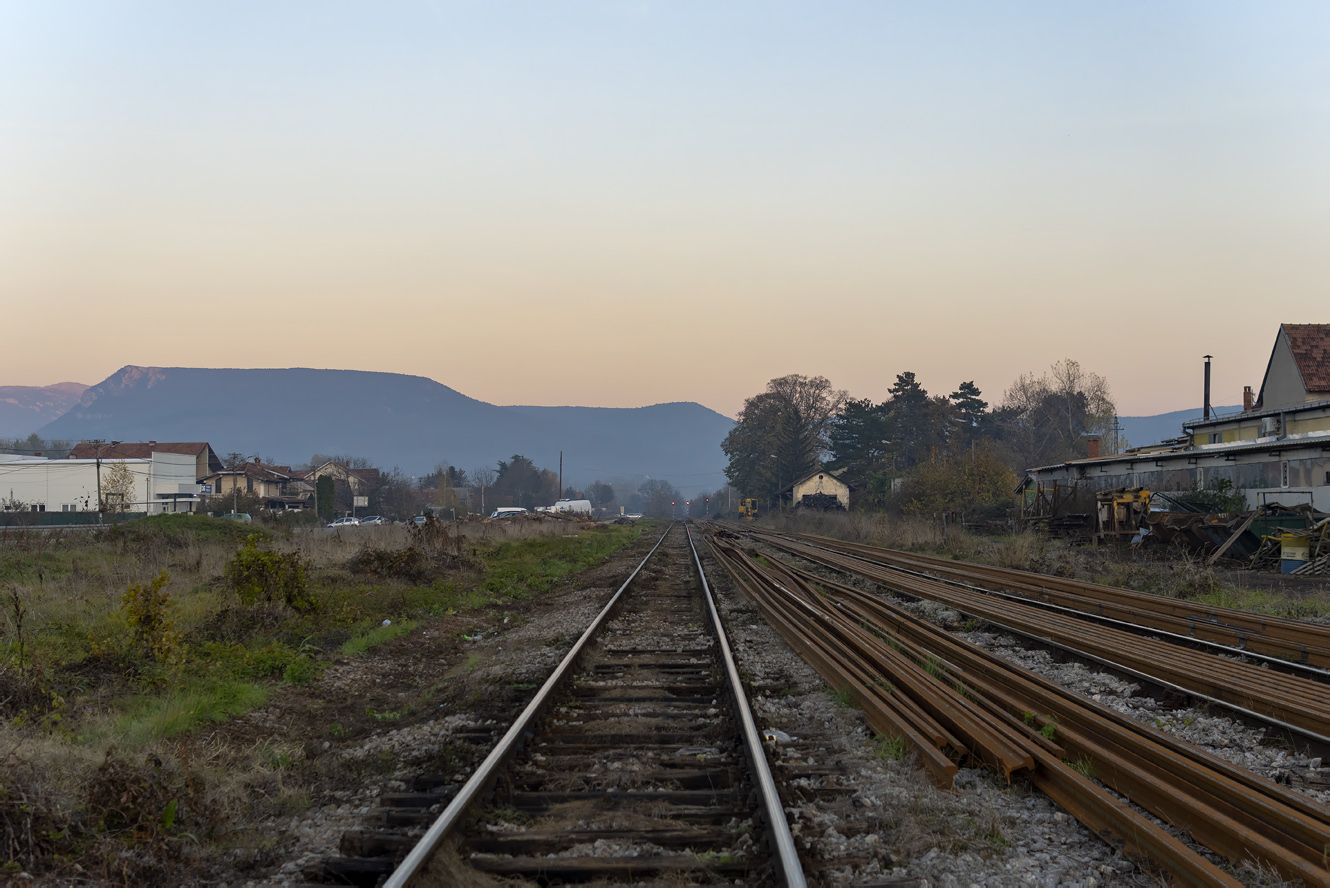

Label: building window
[247,477,253,492]
[30,503,45,512]
[62,504,78,512]
[1281,461,1290,488]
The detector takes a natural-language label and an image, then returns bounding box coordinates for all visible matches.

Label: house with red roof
[67,441,222,483]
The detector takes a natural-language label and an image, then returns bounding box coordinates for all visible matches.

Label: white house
[0,452,201,515]
[790,468,853,510]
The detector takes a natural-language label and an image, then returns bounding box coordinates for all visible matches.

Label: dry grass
[0,513,645,880]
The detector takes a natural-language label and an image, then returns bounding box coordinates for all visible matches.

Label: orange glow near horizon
[2,4,1327,419]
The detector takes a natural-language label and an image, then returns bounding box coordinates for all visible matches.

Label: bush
[120,571,183,665]
[224,536,315,613]
[898,449,1017,517]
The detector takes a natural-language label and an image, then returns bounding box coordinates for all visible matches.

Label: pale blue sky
[2,2,1328,416]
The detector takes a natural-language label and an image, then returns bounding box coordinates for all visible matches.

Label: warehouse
[1023,324,1330,511]
[0,451,200,515]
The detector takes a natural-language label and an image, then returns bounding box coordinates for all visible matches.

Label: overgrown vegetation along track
[746,527,1330,751]
[304,523,805,887]
[702,523,1330,886]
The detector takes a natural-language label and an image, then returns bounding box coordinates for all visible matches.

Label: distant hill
[0,382,89,438]
[36,367,734,494]
[1118,406,1241,449]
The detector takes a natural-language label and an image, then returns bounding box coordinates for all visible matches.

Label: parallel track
[302,523,806,887]
[796,531,1330,671]
[749,528,1330,749]
[703,523,1330,886]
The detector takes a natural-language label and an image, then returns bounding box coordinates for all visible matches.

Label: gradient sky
[3,2,1328,418]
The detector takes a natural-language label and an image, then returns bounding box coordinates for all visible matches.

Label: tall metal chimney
[1203,355,1212,421]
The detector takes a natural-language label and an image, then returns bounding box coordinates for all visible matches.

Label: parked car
[359,515,385,526]
[489,507,528,519]
[326,516,360,529]
[220,512,252,524]
[411,515,429,525]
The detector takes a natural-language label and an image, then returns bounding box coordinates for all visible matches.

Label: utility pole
[558,451,563,501]
[94,440,105,527]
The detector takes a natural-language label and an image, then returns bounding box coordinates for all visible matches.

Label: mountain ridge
[0,382,90,438]
[36,366,734,494]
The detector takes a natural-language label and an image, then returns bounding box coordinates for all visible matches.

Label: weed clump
[0,752,74,877]
[82,746,215,882]
[120,570,184,665]
[224,535,315,613]
[347,519,477,581]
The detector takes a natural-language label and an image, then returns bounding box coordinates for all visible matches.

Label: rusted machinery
[738,497,758,521]
[1093,487,1151,546]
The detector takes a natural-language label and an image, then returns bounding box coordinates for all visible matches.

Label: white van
[551,499,592,515]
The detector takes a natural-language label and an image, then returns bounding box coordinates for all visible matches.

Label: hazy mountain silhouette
[1117,406,1241,449]
[0,382,89,438]
[35,367,733,493]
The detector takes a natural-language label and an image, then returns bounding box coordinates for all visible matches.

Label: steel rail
[791,531,1330,668]
[702,532,1246,886]
[685,524,807,888]
[703,526,1330,885]
[755,532,1330,746]
[383,523,674,888]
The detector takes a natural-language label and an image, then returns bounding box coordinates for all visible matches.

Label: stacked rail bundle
[756,534,1330,746]
[703,529,1330,886]
[786,532,1330,668]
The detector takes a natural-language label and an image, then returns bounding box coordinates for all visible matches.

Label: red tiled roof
[69,441,212,460]
[1284,324,1330,392]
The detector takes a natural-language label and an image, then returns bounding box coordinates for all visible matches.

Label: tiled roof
[69,441,212,460]
[1284,324,1330,392]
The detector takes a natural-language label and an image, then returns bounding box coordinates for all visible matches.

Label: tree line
[722,360,1116,515]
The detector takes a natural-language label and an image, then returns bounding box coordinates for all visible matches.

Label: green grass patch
[476,525,641,598]
[105,679,270,748]
[341,619,419,656]
[1195,585,1330,620]
[873,733,909,762]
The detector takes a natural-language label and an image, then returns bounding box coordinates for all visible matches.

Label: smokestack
[1203,355,1212,421]
[1243,385,1254,411]
[1087,436,1100,459]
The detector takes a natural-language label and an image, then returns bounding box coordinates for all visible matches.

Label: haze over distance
[3,2,1328,416]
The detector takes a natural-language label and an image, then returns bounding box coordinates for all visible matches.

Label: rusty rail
[795,532,1330,671]
[750,531,1330,748]
[701,524,1330,886]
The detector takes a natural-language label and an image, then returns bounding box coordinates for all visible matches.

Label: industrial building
[1023,324,1330,512]
[0,451,201,515]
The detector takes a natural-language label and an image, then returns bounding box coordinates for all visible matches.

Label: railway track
[790,531,1330,673]
[747,527,1330,750]
[702,523,1330,885]
[302,523,805,887]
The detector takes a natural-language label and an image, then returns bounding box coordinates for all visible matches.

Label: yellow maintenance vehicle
[738,498,759,521]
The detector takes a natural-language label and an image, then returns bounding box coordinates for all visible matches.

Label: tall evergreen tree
[950,380,988,445]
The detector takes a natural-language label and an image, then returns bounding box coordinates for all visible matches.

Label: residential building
[200,459,308,511]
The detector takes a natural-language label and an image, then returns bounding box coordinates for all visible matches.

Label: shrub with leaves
[224,535,316,613]
[120,570,184,664]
